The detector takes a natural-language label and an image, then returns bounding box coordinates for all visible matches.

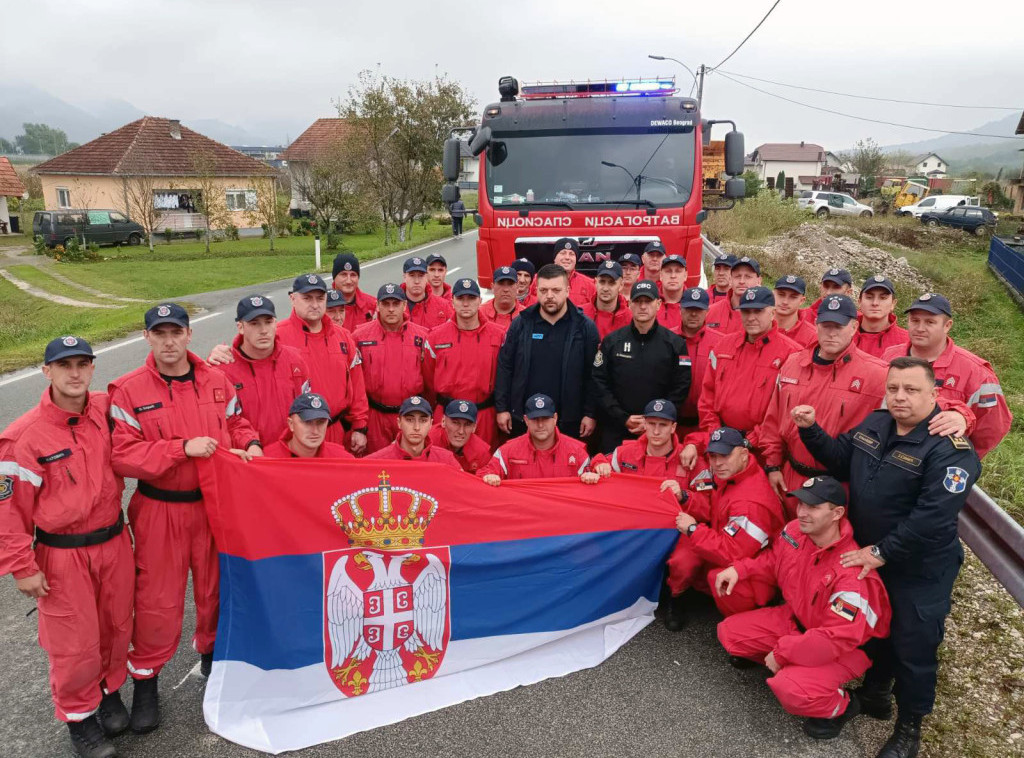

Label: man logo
[251,296,263,307]
[458,402,469,413]
[828,299,841,310]
[62,336,78,347]
[310,396,322,409]
[157,305,171,317]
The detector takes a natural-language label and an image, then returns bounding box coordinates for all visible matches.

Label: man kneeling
[263,393,354,459]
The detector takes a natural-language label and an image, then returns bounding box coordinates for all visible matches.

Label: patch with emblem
[157,305,171,317]
[414,336,424,347]
[853,432,880,450]
[772,357,781,369]
[0,476,12,501]
[827,298,840,310]
[950,436,971,450]
[724,522,740,537]
[213,388,226,403]
[37,449,72,465]
[781,531,800,549]
[849,378,862,392]
[62,336,78,347]
[593,350,604,367]
[695,481,715,492]
[943,467,970,494]
[679,356,691,366]
[830,597,859,622]
[250,296,263,307]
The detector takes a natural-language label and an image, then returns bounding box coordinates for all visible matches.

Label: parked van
[33,209,146,248]
[899,195,979,219]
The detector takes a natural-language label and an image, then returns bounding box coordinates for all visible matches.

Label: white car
[798,191,874,218]
[899,195,979,218]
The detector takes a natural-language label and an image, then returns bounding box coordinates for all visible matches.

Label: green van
[33,209,146,248]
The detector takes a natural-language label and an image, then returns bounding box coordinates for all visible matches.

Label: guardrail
[989,236,1024,307]
[960,486,1024,607]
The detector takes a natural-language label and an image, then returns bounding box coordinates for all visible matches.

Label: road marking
[360,231,476,273]
[445,267,462,277]
[173,662,202,689]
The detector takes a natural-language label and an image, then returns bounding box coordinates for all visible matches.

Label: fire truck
[442,76,746,288]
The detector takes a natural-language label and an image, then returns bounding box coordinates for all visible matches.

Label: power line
[719,69,1021,110]
[713,0,783,70]
[715,71,1024,140]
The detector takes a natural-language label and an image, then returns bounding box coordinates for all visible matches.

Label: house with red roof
[0,157,27,234]
[280,118,353,214]
[748,142,827,192]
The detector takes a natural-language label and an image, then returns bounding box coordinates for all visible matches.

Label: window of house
[225,190,256,211]
[922,161,928,168]
[57,187,71,208]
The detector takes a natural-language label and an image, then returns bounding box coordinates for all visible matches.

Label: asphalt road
[0,230,892,757]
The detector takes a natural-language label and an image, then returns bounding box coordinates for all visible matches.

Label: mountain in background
[877,112,1023,176]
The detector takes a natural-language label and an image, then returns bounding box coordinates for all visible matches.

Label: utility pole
[696,65,706,110]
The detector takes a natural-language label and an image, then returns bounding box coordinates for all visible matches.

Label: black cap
[737,285,775,309]
[377,282,407,302]
[444,399,478,422]
[681,287,710,310]
[403,256,428,274]
[822,268,853,286]
[493,266,517,283]
[706,427,750,455]
[595,261,623,280]
[511,258,536,276]
[292,273,328,294]
[816,294,858,325]
[399,395,432,416]
[643,398,676,421]
[905,292,952,317]
[452,277,481,298]
[332,253,360,278]
[788,475,847,507]
[326,289,344,308]
[713,252,738,268]
[774,274,806,295]
[236,294,276,321]
[630,280,660,301]
[145,302,190,330]
[618,253,642,267]
[524,393,556,419]
[861,274,895,295]
[731,256,761,275]
[662,254,687,268]
[44,335,94,365]
[643,241,666,255]
[289,392,332,421]
[426,253,447,268]
[553,237,579,256]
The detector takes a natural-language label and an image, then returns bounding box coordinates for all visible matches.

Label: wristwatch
[686,523,698,537]
[869,544,886,563]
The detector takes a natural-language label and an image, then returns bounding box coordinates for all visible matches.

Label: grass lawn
[0,232,32,249]
[6,265,114,304]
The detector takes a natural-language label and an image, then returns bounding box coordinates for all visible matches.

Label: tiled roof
[913,152,947,165]
[753,142,825,163]
[33,117,273,177]
[0,157,27,196]
[280,118,354,162]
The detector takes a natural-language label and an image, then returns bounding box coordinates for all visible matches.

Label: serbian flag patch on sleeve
[830,596,859,622]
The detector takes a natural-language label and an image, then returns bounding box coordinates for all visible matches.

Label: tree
[741,170,763,198]
[252,173,288,252]
[775,170,786,195]
[188,150,228,253]
[14,123,78,155]
[840,138,886,178]
[884,149,916,175]
[290,141,367,250]
[0,136,14,153]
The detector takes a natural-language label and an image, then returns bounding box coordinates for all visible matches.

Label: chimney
[169,119,181,140]
[800,140,805,148]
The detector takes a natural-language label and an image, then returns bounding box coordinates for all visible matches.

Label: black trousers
[451,216,463,236]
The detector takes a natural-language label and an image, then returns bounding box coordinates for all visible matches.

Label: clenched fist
[790,405,816,428]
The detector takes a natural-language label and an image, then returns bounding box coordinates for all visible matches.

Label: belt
[138,481,203,502]
[785,453,829,478]
[437,393,495,411]
[329,411,352,430]
[35,513,124,549]
[368,397,402,414]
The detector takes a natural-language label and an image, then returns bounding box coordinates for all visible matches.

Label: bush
[32,234,49,256]
[225,223,240,241]
[53,236,97,263]
[703,190,808,243]
[165,227,174,244]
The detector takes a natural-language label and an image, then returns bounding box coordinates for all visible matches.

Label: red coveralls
[0,391,133,722]
[404,288,455,330]
[779,317,818,349]
[666,456,783,614]
[656,300,684,335]
[583,296,633,340]
[710,287,730,304]
[275,311,369,445]
[883,338,1011,458]
[261,432,354,459]
[364,435,462,470]
[590,434,691,484]
[478,430,591,480]
[679,327,726,436]
[331,286,377,332]
[800,297,824,324]
[529,271,596,309]
[425,319,505,447]
[854,314,908,358]
[352,318,433,453]
[480,299,524,332]
[718,519,891,719]
[427,425,492,473]
[108,353,258,678]
[215,334,310,447]
[704,296,744,335]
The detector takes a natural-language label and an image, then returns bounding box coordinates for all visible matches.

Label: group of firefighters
[0,236,1012,758]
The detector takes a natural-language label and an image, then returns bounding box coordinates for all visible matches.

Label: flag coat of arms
[198,455,679,753]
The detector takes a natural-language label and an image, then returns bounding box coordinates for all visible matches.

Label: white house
[914,152,948,178]
[458,141,479,189]
[749,142,826,191]
[279,118,352,214]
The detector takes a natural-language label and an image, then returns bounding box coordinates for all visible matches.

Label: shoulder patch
[0,475,13,501]
[830,597,860,622]
[949,435,971,450]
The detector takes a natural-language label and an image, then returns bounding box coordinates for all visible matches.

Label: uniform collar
[38,387,94,427]
[231,333,285,365]
[716,454,760,488]
[391,433,435,460]
[144,350,206,382]
[804,517,857,556]
[639,433,681,459]
[797,337,857,368]
[288,309,333,335]
[858,312,898,334]
[894,404,942,445]
[526,429,562,456]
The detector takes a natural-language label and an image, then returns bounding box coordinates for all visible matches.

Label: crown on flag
[331,471,438,549]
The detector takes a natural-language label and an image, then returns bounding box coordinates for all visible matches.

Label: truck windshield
[486,130,695,209]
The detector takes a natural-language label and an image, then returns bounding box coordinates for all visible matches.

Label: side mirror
[724,131,745,177]
[724,178,746,199]
[488,141,507,166]
[441,184,461,204]
[442,139,461,182]
[469,126,492,157]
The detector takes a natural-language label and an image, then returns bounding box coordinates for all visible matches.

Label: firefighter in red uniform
[262,393,354,459]
[772,275,817,348]
[326,289,346,326]
[274,274,369,452]
[426,253,454,300]
[365,396,461,469]
[710,252,735,304]
[535,237,596,308]
[480,266,525,331]
[427,400,493,473]
[352,283,433,454]
[641,241,666,285]
[1,337,134,758]
[705,256,763,335]
[426,277,505,447]
[656,254,687,335]
[716,476,891,740]
[882,292,1012,458]
[512,258,536,307]
[581,261,631,339]
[108,303,261,734]
[855,275,908,357]
[402,256,455,329]
[330,252,377,331]
[677,287,725,437]
[801,268,853,323]
[591,398,691,485]
[618,253,643,292]
[480,394,596,483]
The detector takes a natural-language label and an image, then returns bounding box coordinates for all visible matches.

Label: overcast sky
[4,0,1023,150]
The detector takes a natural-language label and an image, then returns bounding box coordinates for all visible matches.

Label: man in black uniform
[592,280,690,453]
[792,356,981,758]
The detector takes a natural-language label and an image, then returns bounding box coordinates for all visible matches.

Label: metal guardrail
[960,486,1024,607]
[989,236,1024,307]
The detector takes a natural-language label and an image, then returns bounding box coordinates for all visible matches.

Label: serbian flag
[198,453,679,754]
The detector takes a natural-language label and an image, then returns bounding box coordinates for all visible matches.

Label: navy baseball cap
[817,294,858,325]
[553,237,580,257]
[524,393,556,419]
[905,292,952,317]
[332,252,360,278]
[662,254,687,268]
[493,266,517,283]
[292,273,328,294]
[377,282,407,302]
[643,398,677,421]
[774,274,806,295]
[861,274,895,295]
[681,287,710,310]
[452,278,481,298]
[822,268,853,286]
[706,427,749,455]
[326,289,344,309]
[145,302,189,330]
[289,392,332,422]
[426,253,447,267]
[731,256,761,275]
[236,294,276,321]
[596,261,623,280]
[737,286,775,309]
[618,253,642,267]
[44,335,94,365]
[444,399,478,422]
[399,395,432,416]
[630,280,660,301]
[643,241,666,255]
[511,258,536,276]
[789,475,847,507]
[713,252,737,268]
[403,256,428,274]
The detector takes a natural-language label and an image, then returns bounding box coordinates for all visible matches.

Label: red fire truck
[443,76,746,288]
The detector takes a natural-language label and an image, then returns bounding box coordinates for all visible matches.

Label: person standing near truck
[449,199,467,238]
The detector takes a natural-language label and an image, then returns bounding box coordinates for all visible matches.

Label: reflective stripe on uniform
[577,456,590,476]
[828,590,879,629]
[493,449,508,476]
[63,708,98,722]
[424,340,437,360]
[127,661,155,677]
[725,515,770,547]
[610,449,621,473]
[0,461,43,487]
[225,395,240,418]
[300,380,311,394]
[109,404,142,431]
[350,352,362,369]
[708,350,717,370]
[967,382,1003,408]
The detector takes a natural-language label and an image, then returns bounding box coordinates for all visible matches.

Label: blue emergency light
[520,77,678,99]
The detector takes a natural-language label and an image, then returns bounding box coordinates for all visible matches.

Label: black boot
[855,681,894,720]
[95,689,129,736]
[68,715,118,758]
[803,690,861,739]
[729,655,759,670]
[876,716,922,758]
[200,652,214,678]
[663,594,686,632]
[129,676,160,734]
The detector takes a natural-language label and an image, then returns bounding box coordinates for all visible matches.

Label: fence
[961,487,1024,606]
[989,236,1024,307]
